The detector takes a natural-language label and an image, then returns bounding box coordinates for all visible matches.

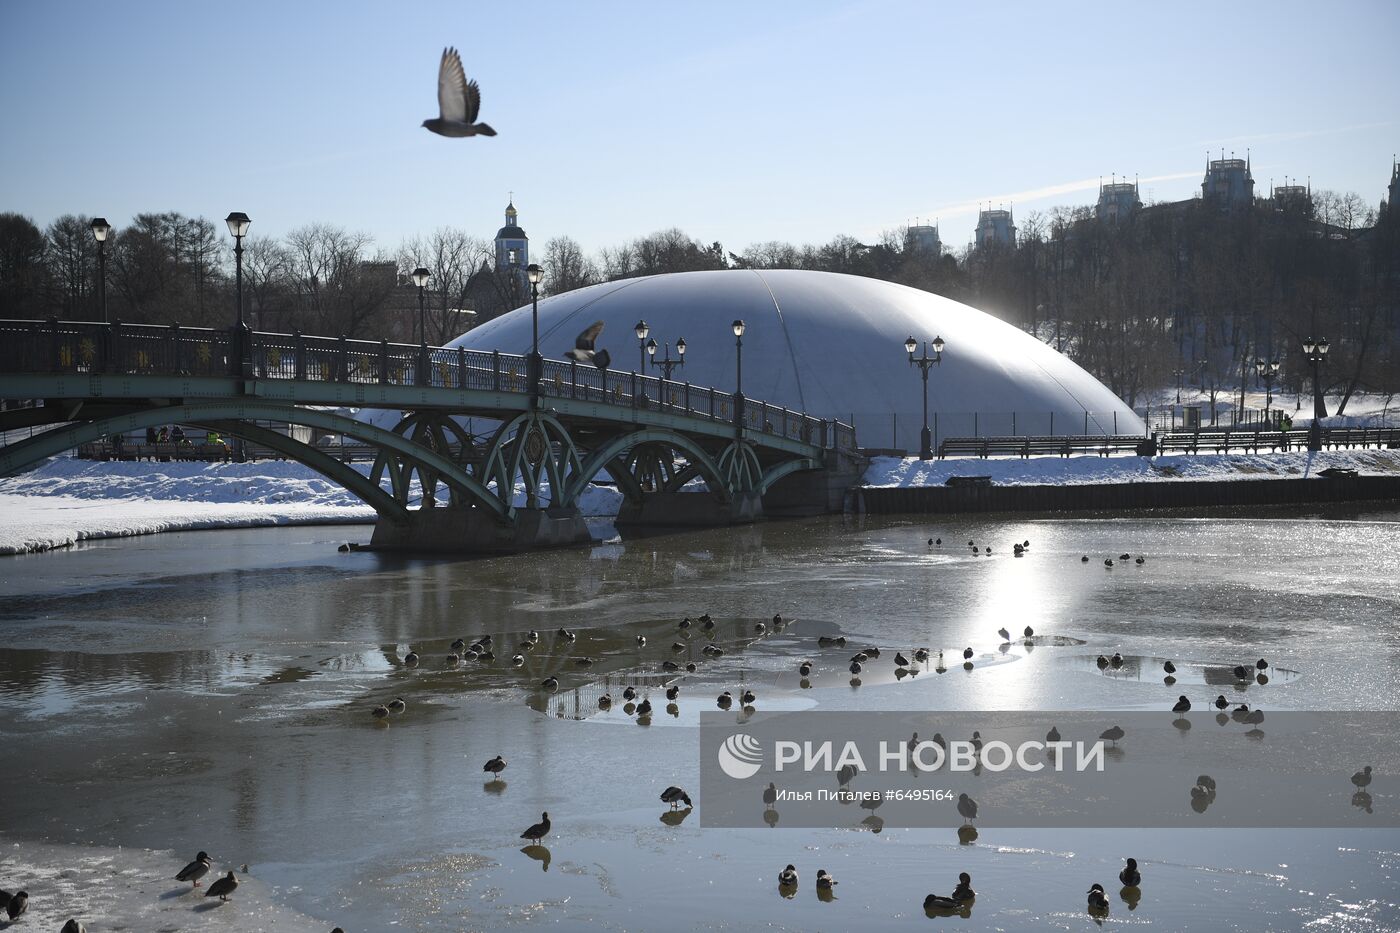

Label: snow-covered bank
[863,448,1400,488]
[0,836,333,931]
[0,458,623,555]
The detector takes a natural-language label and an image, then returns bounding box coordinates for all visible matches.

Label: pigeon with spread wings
[565,321,612,371]
[422,47,497,138]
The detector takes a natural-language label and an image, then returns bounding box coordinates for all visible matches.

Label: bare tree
[540,235,598,296]
[285,224,395,338]
[0,213,51,317]
[399,228,492,342]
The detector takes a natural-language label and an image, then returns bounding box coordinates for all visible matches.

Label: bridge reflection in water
[0,318,861,551]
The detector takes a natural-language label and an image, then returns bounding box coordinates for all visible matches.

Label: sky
[1,0,1396,260]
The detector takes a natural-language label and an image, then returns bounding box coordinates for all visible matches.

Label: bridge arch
[563,428,730,506]
[0,401,506,519]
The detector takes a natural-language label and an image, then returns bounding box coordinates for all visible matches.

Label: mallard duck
[1110,653,1123,667]
[598,694,612,710]
[763,782,778,807]
[1172,696,1191,713]
[665,685,679,701]
[779,864,798,886]
[685,663,697,672]
[451,638,467,653]
[817,635,843,647]
[1135,556,1145,564]
[388,697,407,714]
[557,628,575,641]
[755,622,767,634]
[404,651,419,667]
[1163,660,1176,674]
[1082,555,1090,562]
[445,653,460,666]
[1119,857,1141,887]
[997,628,1010,642]
[717,691,733,709]
[637,699,653,716]
[510,654,525,667]
[799,660,813,677]
[913,647,930,662]
[1024,626,1034,638]
[1105,558,1114,567]
[1256,658,1269,670]
[924,872,976,909]
[1087,883,1109,912]
[671,641,687,653]
[1233,664,1249,680]
[1046,725,1061,743]
[575,656,594,667]
[970,731,983,751]
[371,705,389,720]
[1214,694,1229,710]
[623,686,638,701]
[850,651,869,664]
[962,647,973,661]
[678,617,692,630]
[205,872,238,901]
[957,793,978,823]
[636,635,647,647]
[520,811,550,843]
[773,613,783,625]
[660,786,692,809]
[1100,725,1125,745]
[176,851,212,886]
[702,617,717,632]
[816,869,837,889]
[60,921,86,933]
[932,732,947,750]
[661,660,680,672]
[525,630,540,644]
[698,613,713,624]
[1096,655,1109,667]
[894,651,910,666]
[1352,765,1373,789]
[741,689,756,705]
[484,755,507,776]
[541,677,559,693]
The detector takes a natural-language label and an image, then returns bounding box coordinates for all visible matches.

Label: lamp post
[90,217,111,323]
[1254,357,1280,424]
[507,247,520,308]
[1173,367,1183,404]
[634,320,650,373]
[648,337,685,379]
[410,267,431,386]
[905,335,945,460]
[1302,337,1330,451]
[732,319,745,436]
[225,212,251,380]
[527,263,543,408]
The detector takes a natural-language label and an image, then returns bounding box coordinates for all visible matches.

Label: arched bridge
[0,318,859,551]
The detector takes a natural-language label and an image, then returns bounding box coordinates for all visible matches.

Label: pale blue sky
[1,0,1396,257]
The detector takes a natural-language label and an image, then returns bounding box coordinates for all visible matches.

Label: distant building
[1388,158,1400,214]
[906,223,941,253]
[495,199,530,295]
[1202,154,1254,209]
[1270,179,1311,215]
[975,208,1016,248]
[1095,179,1141,224]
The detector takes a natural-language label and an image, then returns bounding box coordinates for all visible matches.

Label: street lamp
[225,212,251,380]
[1302,337,1330,450]
[732,319,745,435]
[526,262,543,407]
[905,335,945,460]
[1173,367,1184,404]
[648,336,686,379]
[507,247,520,308]
[634,320,650,374]
[410,267,431,344]
[90,217,111,323]
[1254,357,1280,424]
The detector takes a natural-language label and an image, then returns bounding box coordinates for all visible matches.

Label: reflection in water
[520,844,551,872]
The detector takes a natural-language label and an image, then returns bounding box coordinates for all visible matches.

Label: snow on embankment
[0,458,623,555]
[863,449,1400,488]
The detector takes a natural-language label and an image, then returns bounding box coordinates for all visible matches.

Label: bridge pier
[369,505,592,554]
[614,490,764,528]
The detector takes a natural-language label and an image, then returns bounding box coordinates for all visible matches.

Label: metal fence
[0,318,853,453]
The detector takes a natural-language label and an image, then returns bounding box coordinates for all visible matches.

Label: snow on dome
[451,270,1143,451]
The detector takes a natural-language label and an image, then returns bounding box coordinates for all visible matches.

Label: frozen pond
[1,506,1398,930]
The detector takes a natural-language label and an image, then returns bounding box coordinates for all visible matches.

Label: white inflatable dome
[452,270,1143,451]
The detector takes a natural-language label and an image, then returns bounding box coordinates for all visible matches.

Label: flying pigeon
[565,321,612,371]
[422,47,496,138]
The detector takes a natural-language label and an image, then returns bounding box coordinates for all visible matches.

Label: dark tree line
[3,190,1396,408]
